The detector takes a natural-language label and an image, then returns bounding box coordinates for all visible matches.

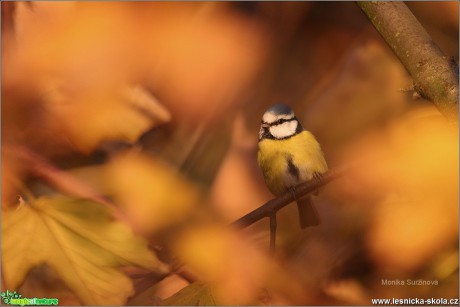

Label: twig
[357,1,459,121]
[232,166,349,228]
[146,166,348,284]
[9,144,128,223]
[269,213,277,255]
[151,245,198,284]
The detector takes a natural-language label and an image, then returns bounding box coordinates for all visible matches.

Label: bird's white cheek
[269,121,297,139]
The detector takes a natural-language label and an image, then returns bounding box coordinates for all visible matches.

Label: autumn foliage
[1,2,458,306]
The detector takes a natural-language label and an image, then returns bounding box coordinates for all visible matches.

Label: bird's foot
[313,172,323,181]
[288,186,297,201]
[313,172,324,196]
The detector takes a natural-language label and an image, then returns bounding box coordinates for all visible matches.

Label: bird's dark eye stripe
[274,118,289,125]
[262,117,296,126]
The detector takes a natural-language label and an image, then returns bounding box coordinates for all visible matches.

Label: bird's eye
[274,119,287,125]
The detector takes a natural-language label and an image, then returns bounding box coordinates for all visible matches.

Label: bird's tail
[296,195,321,228]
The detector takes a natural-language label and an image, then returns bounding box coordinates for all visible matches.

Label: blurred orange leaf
[340,108,458,272]
[106,152,200,235]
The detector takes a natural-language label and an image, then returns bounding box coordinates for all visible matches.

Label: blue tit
[257,103,328,228]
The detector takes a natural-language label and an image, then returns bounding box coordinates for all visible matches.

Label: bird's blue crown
[266,103,294,115]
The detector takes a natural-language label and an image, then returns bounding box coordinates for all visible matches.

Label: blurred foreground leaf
[162,282,217,306]
[340,108,458,272]
[2,196,166,305]
[107,152,200,235]
[44,83,171,154]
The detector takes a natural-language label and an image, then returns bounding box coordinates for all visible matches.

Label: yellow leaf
[106,152,200,235]
[2,196,166,305]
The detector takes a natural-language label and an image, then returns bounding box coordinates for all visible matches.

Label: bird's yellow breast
[257,131,328,196]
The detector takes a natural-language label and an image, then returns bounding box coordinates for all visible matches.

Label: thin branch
[147,165,347,284]
[151,245,198,284]
[357,1,459,121]
[9,144,129,223]
[145,166,349,286]
[232,166,349,229]
[269,213,277,255]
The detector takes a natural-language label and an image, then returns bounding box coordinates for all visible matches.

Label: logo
[1,290,59,306]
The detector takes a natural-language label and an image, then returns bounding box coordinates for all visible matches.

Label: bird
[257,103,328,228]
